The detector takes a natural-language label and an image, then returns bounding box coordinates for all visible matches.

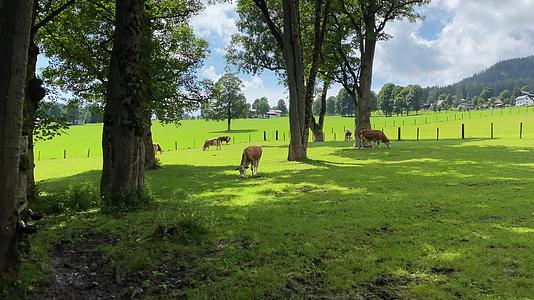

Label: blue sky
[189,0,534,107]
[38,0,534,107]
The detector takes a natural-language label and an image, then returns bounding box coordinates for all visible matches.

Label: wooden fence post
[334,132,337,141]
[63,149,67,159]
[87,148,90,158]
[175,141,177,150]
[462,124,465,139]
[276,130,279,141]
[248,133,251,142]
[397,127,401,141]
[263,131,266,141]
[436,128,439,140]
[416,128,419,141]
[491,123,494,139]
[520,122,523,139]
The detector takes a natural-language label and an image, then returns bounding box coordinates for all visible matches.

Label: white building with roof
[515,95,534,106]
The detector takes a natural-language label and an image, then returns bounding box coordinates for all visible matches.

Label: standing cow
[203,138,221,151]
[359,129,391,148]
[236,145,262,177]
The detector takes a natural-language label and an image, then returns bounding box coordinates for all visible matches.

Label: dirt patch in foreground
[26,234,187,300]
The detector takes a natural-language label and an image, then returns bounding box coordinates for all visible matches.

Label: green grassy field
[34,107,534,160]
[18,107,534,299]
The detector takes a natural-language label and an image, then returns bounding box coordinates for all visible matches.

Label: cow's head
[235,165,249,177]
[384,141,391,149]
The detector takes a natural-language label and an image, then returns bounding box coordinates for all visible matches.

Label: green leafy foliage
[201,73,248,129]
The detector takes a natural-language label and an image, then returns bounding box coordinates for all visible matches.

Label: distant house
[457,98,474,111]
[266,109,282,118]
[515,95,534,107]
[493,99,505,108]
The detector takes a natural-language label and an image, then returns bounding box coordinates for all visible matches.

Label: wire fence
[35,120,532,161]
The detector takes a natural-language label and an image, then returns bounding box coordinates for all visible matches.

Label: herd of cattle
[153,129,390,178]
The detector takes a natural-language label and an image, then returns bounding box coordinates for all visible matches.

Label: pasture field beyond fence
[34,106,534,160]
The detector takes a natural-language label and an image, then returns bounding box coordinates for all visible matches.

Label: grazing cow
[153,143,163,154]
[359,129,391,148]
[345,130,352,141]
[203,138,221,151]
[235,145,262,177]
[219,136,231,144]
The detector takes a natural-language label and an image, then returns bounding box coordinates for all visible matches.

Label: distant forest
[427,55,534,100]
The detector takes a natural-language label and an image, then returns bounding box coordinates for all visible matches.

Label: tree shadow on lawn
[29,140,534,298]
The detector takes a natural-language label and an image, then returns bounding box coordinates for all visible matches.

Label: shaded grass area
[20,138,534,299]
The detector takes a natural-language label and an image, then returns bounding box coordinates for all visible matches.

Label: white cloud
[201,65,223,81]
[190,2,238,45]
[374,0,534,88]
[242,76,287,106]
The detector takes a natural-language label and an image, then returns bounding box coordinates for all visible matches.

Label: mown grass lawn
[22,125,534,298]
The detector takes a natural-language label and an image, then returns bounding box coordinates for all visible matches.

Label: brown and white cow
[219,136,231,144]
[359,129,391,148]
[235,145,262,177]
[153,143,163,154]
[203,138,221,151]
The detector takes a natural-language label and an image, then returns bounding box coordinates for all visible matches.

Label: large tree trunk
[354,26,377,148]
[311,80,329,142]
[143,117,158,170]
[22,38,44,203]
[0,0,33,284]
[100,0,145,203]
[283,0,308,161]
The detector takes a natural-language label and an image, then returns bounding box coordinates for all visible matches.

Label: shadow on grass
[29,140,534,298]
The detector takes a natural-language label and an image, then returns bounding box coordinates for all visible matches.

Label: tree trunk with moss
[100,0,146,208]
[0,0,33,285]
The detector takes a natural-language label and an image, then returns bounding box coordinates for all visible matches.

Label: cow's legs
[254,161,259,175]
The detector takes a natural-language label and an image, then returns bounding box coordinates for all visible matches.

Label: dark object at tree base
[19,220,38,234]
[28,209,44,220]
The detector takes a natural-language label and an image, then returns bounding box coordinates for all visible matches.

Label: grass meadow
[19,107,534,299]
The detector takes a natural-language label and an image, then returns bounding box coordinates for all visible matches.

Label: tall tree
[326,96,337,115]
[100,0,146,210]
[252,97,270,117]
[0,0,34,284]
[16,0,77,206]
[310,80,330,141]
[377,83,395,116]
[336,88,354,116]
[324,0,429,146]
[202,74,248,131]
[276,99,288,116]
[227,0,332,160]
[40,0,209,170]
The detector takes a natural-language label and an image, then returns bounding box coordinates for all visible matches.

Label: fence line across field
[37,122,529,160]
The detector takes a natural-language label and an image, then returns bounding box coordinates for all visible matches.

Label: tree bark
[143,116,158,170]
[282,0,307,161]
[311,80,329,142]
[101,0,145,201]
[0,0,33,284]
[354,23,377,148]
